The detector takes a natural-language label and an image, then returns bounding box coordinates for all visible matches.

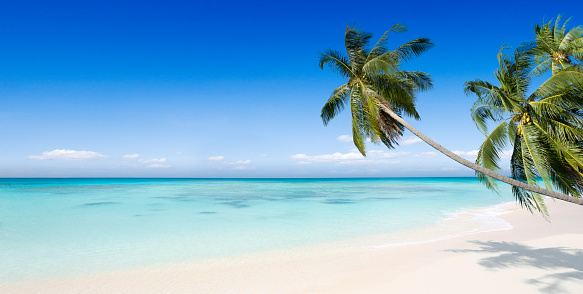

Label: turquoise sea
[0,178,513,283]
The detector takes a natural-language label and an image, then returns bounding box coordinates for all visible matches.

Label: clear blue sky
[0,0,581,177]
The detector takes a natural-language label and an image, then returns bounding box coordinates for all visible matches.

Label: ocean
[0,178,514,283]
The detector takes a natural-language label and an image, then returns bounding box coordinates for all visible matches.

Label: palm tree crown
[533,15,583,76]
[319,24,433,155]
[465,43,583,214]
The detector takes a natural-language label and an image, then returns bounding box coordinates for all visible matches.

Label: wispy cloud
[367,150,409,158]
[140,158,167,163]
[290,150,408,165]
[401,137,422,145]
[226,160,251,165]
[28,149,107,160]
[290,152,363,163]
[147,164,172,168]
[207,156,252,167]
[454,150,512,159]
[337,135,352,142]
[452,150,479,159]
[233,165,255,170]
[414,151,438,159]
[207,155,225,161]
[123,154,140,159]
[337,159,400,166]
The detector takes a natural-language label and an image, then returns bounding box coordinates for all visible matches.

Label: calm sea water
[0,178,513,282]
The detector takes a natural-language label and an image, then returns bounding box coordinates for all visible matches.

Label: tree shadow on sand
[449,241,583,294]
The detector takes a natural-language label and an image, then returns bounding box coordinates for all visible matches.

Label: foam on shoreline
[352,201,516,249]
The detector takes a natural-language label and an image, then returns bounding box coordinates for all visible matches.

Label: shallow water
[0,178,513,282]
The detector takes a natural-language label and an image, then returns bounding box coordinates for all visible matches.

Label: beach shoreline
[3,199,582,293]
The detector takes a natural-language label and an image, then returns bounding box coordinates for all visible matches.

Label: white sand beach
[2,199,582,294]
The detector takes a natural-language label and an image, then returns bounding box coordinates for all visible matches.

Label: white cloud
[290,150,408,166]
[147,164,172,168]
[260,153,268,157]
[229,160,251,165]
[337,159,400,166]
[453,150,479,158]
[28,149,107,160]
[233,165,256,170]
[123,154,140,159]
[140,158,167,163]
[452,149,512,159]
[207,156,225,161]
[207,156,252,166]
[337,135,352,142]
[367,150,409,158]
[401,137,422,145]
[290,152,363,163]
[414,151,438,159]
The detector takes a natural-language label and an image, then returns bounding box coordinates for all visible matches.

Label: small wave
[366,202,514,249]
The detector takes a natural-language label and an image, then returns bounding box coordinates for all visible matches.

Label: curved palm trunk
[377,103,583,206]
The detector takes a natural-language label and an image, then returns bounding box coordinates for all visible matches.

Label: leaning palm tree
[532,15,583,76]
[465,43,583,215]
[320,25,583,211]
[319,24,433,154]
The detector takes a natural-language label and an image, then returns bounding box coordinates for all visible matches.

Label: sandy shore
[2,199,583,293]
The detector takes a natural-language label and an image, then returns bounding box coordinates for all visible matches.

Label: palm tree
[319,25,583,211]
[465,43,583,215]
[532,15,583,76]
[319,24,433,154]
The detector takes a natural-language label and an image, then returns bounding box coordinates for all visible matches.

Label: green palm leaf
[367,24,407,62]
[321,84,350,126]
[475,120,510,191]
[388,37,433,63]
[319,49,353,78]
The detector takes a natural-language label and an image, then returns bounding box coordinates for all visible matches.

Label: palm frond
[533,70,583,98]
[350,85,367,155]
[531,58,552,77]
[475,121,510,191]
[372,74,420,120]
[362,58,397,76]
[384,37,434,63]
[319,49,353,77]
[476,121,510,170]
[560,25,583,51]
[321,84,350,126]
[512,42,535,94]
[532,119,583,176]
[521,124,553,190]
[554,15,567,45]
[367,24,407,62]
[512,135,549,215]
[397,71,433,92]
[464,79,521,112]
[345,26,372,71]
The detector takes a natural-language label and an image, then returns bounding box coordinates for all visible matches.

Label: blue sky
[0,0,581,177]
